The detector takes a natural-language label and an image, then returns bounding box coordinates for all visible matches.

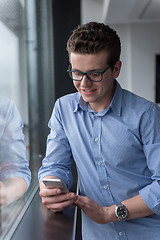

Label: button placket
[92,115,111,200]
[94,137,99,142]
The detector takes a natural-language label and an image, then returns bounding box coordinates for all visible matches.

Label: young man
[38,22,160,239]
[0,96,31,206]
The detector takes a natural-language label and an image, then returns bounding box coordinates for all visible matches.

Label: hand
[0,181,12,206]
[0,181,7,206]
[0,178,27,207]
[75,195,115,224]
[39,184,78,213]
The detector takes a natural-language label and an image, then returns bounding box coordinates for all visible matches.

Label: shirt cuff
[139,180,160,215]
[38,169,73,189]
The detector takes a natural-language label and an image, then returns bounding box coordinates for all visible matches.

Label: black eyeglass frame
[67,63,113,82]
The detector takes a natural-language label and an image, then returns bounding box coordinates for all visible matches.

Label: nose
[81,74,92,87]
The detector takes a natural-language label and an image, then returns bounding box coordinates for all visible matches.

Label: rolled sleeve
[0,97,31,189]
[139,181,160,215]
[139,104,160,215]
[140,143,160,215]
[38,99,73,189]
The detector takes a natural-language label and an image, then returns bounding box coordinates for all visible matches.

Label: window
[156,55,160,103]
[0,1,54,239]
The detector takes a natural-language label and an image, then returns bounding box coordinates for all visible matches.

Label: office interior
[0,0,160,239]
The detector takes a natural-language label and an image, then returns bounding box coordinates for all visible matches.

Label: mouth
[81,89,96,93]
[81,89,97,96]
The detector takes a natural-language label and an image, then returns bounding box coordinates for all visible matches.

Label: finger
[47,197,77,212]
[41,193,66,205]
[75,196,89,207]
[0,196,6,205]
[0,181,3,187]
[42,192,77,205]
[39,187,62,197]
[75,196,96,213]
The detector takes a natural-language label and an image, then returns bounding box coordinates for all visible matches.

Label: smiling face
[70,51,121,113]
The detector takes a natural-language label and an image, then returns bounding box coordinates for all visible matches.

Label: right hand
[39,178,78,213]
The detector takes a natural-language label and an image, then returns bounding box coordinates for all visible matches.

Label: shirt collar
[109,80,122,116]
[73,93,87,112]
[73,79,122,116]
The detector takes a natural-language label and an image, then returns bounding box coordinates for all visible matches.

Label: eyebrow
[71,68,103,72]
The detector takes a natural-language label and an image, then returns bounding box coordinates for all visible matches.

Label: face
[70,51,121,113]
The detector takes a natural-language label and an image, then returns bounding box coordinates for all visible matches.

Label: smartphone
[42,178,69,193]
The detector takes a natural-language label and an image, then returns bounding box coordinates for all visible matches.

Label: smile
[82,89,96,92]
[84,90,92,92]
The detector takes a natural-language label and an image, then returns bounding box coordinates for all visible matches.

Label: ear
[113,60,122,78]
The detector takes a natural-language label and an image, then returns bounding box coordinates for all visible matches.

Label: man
[0,96,31,206]
[38,22,160,239]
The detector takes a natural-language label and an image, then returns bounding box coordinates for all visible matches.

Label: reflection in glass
[0,0,31,238]
[0,0,54,238]
[0,97,31,238]
[0,0,29,125]
[0,97,31,207]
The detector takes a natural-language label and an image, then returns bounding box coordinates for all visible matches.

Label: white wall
[113,22,160,102]
[81,0,104,24]
[110,24,131,91]
[81,0,160,102]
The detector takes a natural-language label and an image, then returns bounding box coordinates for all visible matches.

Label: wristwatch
[115,203,128,221]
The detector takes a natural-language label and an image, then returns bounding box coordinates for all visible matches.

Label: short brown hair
[67,22,121,66]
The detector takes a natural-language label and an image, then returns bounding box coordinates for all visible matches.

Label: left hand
[0,178,27,207]
[0,181,10,206]
[75,195,114,224]
[75,194,154,224]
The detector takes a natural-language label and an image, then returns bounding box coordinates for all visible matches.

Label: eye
[73,71,82,76]
[88,72,101,79]
[90,73,101,77]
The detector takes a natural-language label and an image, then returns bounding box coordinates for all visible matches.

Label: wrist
[103,205,118,224]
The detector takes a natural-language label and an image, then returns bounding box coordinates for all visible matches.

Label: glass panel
[0,0,54,238]
[0,0,31,238]
[156,55,160,103]
[0,0,29,148]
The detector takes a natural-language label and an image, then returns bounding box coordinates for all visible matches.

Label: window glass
[156,55,160,103]
[0,1,30,238]
[0,0,54,239]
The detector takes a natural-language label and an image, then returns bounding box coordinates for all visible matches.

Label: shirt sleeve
[139,103,160,215]
[38,99,73,189]
[0,98,31,189]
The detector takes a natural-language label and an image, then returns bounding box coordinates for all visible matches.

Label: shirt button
[94,137,99,142]
[104,185,108,190]
[98,161,102,166]
[119,232,123,236]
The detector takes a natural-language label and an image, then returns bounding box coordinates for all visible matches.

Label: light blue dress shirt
[38,80,160,240]
[0,96,31,188]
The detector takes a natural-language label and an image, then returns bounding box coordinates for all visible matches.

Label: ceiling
[102,0,160,24]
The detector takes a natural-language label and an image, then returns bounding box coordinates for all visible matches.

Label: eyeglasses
[67,64,112,82]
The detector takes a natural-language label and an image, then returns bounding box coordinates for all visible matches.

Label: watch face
[117,205,128,218]
[115,204,128,220]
